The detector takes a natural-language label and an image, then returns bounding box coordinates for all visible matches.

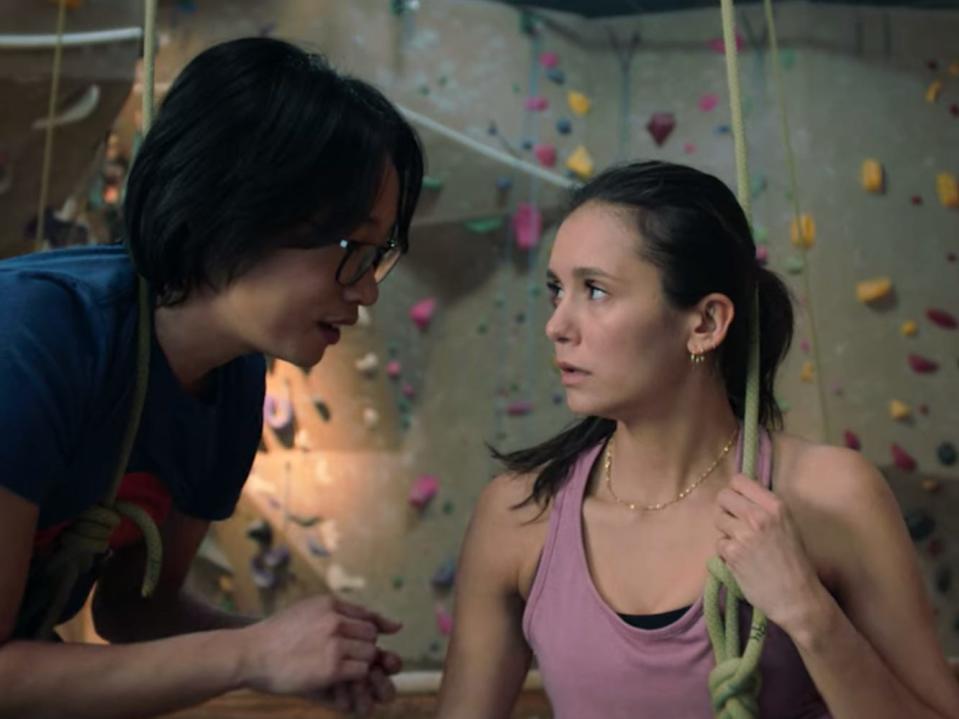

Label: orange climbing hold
[937,172,959,208]
[856,277,892,303]
[861,159,884,193]
[889,400,911,421]
[790,214,816,249]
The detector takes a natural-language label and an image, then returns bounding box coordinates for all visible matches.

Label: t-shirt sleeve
[0,275,97,506]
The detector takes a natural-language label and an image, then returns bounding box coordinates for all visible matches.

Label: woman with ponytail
[437,161,959,718]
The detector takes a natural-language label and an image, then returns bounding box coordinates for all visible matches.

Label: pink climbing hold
[539,51,559,69]
[891,444,917,472]
[926,308,957,329]
[683,142,697,155]
[708,33,745,54]
[646,112,676,146]
[435,603,454,636]
[800,339,811,353]
[409,475,439,510]
[533,143,557,167]
[386,360,402,379]
[756,246,768,265]
[524,96,549,112]
[512,202,542,252]
[402,383,416,399]
[843,430,861,451]
[410,298,437,331]
[908,354,939,374]
[698,93,719,112]
[507,400,533,416]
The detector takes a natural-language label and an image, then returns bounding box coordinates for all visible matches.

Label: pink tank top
[523,428,832,718]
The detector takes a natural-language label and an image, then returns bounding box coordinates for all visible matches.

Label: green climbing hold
[780,48,797,70]
[753,225,768,245]
[494,296,505,308]
[530,285,542,298]
[477,323,488,335]
[512,83,521,94]
[784,256,805,274]
[419,85,430,96]
[442,500,455,515]
[777,397,791,413]
[438,75,448,87]
[392,576,405,590]
[422,176,444,190]
[464,216,504,234]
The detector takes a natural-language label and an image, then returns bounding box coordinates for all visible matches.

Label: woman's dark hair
[124,37,423,305]
[493,160,794,509]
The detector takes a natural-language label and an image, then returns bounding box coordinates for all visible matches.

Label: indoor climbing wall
[27,0,958,663]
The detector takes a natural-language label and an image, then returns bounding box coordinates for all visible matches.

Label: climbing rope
[702,1,768,715]
[34,0,68,251]
[24,0,162,640]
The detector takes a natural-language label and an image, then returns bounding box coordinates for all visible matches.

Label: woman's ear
[686,293,735,355]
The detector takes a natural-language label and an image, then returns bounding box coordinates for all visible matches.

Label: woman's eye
[587,283,608,300]
[546,282,563,303]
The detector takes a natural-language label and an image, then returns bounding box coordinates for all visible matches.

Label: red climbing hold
[911,195,923,205]
[843,430,861,451]
[646,113,676,146]
[926,308,957,329]
[908,354,939,373]
[891,444,917,472]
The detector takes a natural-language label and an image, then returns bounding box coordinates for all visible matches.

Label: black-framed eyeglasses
[335,234,402,287]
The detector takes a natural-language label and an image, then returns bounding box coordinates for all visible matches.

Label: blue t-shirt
[0,245,265,630]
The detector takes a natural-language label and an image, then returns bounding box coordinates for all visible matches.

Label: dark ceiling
[487,0,959,17]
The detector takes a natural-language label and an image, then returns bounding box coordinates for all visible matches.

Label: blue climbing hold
[546,67,566,84]
[496,176,513,191]
[556,118,572,135]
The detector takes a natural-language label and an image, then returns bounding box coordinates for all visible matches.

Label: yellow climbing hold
[949,62,959,77]
[936,172,959,208]
[926,80,942,103]
[861,159,884,193]
[800,360,814,383]
[900,320,918,337]
[790,214,815,249]
[566,145,594,179]
[568,91,591,116]
[856,277,892,303]
[889,400,911,421]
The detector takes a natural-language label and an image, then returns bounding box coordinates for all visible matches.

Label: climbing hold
[568,91,591,116]
[431,558,456,589]
[362,407,380,429]
[294,428,313,451]
[565,145,594,179]
[422,175,444,190]
[645,112,676,146]
[487,121,498,135]
[435,603,454,636]
[901,320,918,337]
[926,308,957,329]
[922,479,942,495]
[715,124,731,135]
[465,216,504,234]
[750,175,767,198]
[926,80,943,103]
[708,33,744,54]
[386,360,402,379]
[540,51,559,69]
[938,442,957,466]
[512,202,542,251]
[410,297,437,331]
[327,564,366,593]
[410,475,439,510]
[683,143,696,155]
[521,138,534,150]
[392,576,405,590]
[904,509,934,541]
[911,195,923,206]
[784,256,805,275]
[556,117,572,135]
[402,383,416,399]
[937,172,959,208]
[355,352,379,377]
[524,96,549,112]
[856,277,893,304]
[546,67,565,84]
[698,93,719,112]
[755,246,768,265]
[789,214,816,249]
[533,143,557,168]
[246,519,273,546]
[800,339,811,353]
[507,400,533,416]
[800,360,814,383]
[918,404,930,416]
[889,400,912,421]
[263,395,294,431]
[908,354,938,374]
[951,62,959,76]
[891,444,917,472]
[861,159,884,193]
[442,500,455,515]
[780,49,797,69]
[515,312,526,324]
[495,176,513,191]
[553,392,565,405]
[843,430,861,451]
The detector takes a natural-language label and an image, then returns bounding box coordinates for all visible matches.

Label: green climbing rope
[23,0,164,639]
[702,0,768,716]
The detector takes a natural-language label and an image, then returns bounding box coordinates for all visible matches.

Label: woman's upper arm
[822,450,959,717]
[0,486,39,643]
[436,475,539,719]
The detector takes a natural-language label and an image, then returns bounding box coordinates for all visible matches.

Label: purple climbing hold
[926,308,957,329]
[908,354,939,374]
[646,113,676,146]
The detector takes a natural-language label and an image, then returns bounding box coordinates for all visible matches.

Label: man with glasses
[0,37,422,718]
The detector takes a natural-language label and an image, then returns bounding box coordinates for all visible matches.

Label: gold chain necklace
[603,427,739,512]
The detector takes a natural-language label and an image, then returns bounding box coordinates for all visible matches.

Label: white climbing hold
[327,563,366,593]
[355,352,379,377]
[363,407,380,429]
